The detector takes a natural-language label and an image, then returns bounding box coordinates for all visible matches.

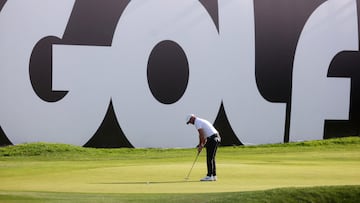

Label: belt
[208,133,221,142]
[209,134,219,139]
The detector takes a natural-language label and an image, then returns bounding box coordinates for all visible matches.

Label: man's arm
[197,128,207,152]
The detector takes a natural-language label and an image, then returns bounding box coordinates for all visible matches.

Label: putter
[185,150,201,180]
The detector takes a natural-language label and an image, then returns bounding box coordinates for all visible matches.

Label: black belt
[208,133,220,139]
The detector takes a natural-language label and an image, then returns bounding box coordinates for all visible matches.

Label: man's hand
[197,144,204,152]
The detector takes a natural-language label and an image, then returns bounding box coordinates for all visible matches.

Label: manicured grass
[0,137,359,202]
[0,185,359,203]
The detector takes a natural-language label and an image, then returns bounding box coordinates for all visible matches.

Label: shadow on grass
[96,180,200,185]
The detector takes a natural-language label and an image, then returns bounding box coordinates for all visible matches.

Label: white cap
[186,114,195,124]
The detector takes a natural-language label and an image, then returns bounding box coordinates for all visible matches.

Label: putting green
[0,138,359,194]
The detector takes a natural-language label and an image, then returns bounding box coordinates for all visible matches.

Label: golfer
[186,114,221,181]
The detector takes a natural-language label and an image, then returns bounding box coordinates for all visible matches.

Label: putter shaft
[185,151,200,180]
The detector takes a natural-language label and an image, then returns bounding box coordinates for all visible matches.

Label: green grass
[0,185,360,203]
[0,137,359,202]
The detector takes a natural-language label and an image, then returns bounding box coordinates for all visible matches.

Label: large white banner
[0,0,358,147]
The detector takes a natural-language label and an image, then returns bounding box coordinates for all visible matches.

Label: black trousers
[205,134,220,176]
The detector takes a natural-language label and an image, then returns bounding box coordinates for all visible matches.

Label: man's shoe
[213,176,217,181]
[200,176,214,181]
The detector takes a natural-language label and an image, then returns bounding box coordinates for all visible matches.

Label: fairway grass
[1,185,360,203]
[0,137,359,202]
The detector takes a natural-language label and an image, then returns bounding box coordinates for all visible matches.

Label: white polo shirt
[194,117,218,138]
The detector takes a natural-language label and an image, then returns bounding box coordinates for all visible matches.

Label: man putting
[186,114,221,181]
